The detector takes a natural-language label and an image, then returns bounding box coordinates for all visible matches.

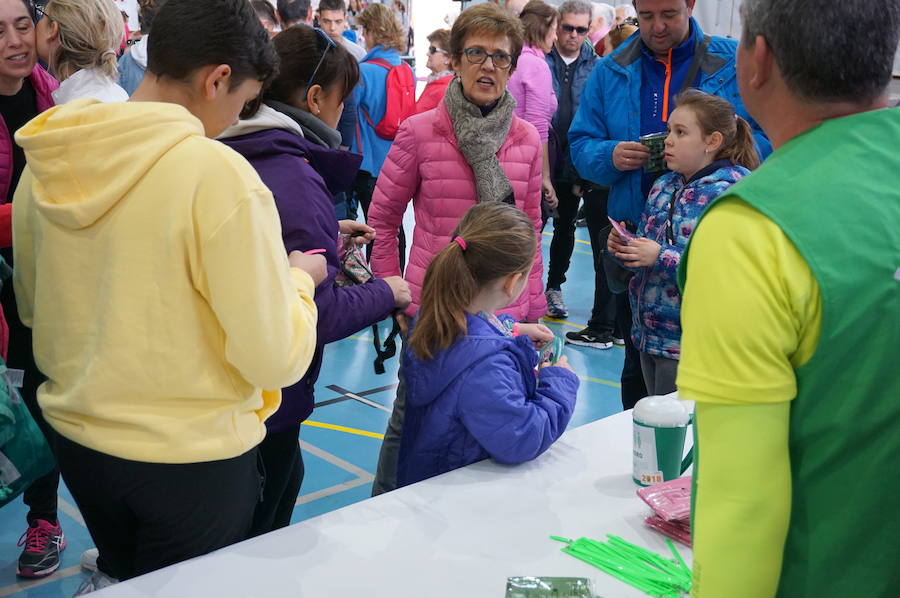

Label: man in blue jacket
[568,0,770,409]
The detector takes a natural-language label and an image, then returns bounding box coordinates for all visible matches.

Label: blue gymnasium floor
[0,224,625,597]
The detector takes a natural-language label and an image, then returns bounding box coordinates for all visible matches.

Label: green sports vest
[682,108,900,597]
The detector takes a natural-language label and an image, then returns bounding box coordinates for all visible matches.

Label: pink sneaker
[17,519,66,578]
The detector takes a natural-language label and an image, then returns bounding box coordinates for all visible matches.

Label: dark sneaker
[545,288,568,318]
[17,519,66,578]
[566,327,614,350]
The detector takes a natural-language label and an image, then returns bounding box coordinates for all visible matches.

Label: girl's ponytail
[725,116,761,171]
[45,0,125,81]
[408,203,536,361]
[409,242,478,361]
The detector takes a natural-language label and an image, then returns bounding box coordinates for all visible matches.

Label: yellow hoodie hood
[16,98,203,230]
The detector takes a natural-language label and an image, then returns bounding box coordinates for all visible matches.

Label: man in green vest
[677,1,900,597]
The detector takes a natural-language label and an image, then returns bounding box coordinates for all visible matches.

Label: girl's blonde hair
[409,203,536,361]
[357,2,406,53]
[45,0,124,81]
[675,90,761,171]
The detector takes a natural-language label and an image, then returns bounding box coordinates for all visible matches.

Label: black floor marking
[314,383,399,409]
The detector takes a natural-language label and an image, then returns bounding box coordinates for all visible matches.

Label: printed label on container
[633,422,662,485]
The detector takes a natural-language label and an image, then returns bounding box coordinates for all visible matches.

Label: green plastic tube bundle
[549,535,692,597]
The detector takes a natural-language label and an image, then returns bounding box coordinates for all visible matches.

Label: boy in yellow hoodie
[11,0,325,590]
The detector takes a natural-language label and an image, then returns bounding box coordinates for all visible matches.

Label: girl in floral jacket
[608,91,760,395]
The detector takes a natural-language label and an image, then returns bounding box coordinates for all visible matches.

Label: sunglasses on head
[561,24,589,35]
[306,27,337,90]
[23,1,44,22]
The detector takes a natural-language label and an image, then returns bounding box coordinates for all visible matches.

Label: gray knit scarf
[444,77,517,204]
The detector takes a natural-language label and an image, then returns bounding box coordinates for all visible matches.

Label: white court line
[0,565,85,597]
[346,392,393,414]
[296,476,372,506]
[296,439,375,505]
[299,440,374,480]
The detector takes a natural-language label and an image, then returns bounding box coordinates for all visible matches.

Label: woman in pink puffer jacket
[368,104,545,321]
[368,5,547,323]
[368,3,548,495]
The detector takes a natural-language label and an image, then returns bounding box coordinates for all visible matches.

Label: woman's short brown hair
[356,2,406,53]
[427,28,451,52]
[449,3,524,68]
[519,0,558,48]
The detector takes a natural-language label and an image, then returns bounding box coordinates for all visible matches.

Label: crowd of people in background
[0,0,897,597]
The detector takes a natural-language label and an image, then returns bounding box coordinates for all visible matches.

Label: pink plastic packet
[607,216,636,242]
[636,476,692,522]
[644,515,692,547]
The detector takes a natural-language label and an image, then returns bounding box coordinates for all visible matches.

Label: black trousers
[0,248,57,526]
[55,434,262,581]
[546,182,616,334]
[350,170,406,273]
[249,424,305,538]
[616,292,648,410]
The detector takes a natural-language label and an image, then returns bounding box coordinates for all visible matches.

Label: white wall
[110,0,139,30]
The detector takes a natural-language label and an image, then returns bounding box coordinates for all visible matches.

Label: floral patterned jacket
[629,160,749,359]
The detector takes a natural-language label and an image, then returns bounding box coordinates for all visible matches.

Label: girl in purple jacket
[220,26,411,536]
[397,203,579,488]
[608,91,759,396]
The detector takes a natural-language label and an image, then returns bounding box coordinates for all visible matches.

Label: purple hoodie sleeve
[277,165,396,345]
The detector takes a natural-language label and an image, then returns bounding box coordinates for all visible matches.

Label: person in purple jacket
[219,25,411,536]
[397,203,579,488]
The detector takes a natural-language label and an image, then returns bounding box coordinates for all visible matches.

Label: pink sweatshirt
[507,45,557,143]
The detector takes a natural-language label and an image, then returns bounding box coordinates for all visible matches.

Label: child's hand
[396,312,412,338]
[542,354,574,372]
[518,323,554,348]
[607,227,629,253]
[339,220,376,244]
[615,238,661,268]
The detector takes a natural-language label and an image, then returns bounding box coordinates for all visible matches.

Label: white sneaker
[80,548,98,572]
[73,570,118,596]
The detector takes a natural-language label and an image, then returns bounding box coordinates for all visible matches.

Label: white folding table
[96,411,691,597]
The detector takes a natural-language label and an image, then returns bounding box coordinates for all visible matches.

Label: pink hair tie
[453,236,467,251]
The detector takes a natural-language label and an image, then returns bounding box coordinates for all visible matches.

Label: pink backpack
[362,59,416,140]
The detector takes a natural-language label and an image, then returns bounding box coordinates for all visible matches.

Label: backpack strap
[372,315,403,375]
[679,35,711,94]
[366,58,393,70]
